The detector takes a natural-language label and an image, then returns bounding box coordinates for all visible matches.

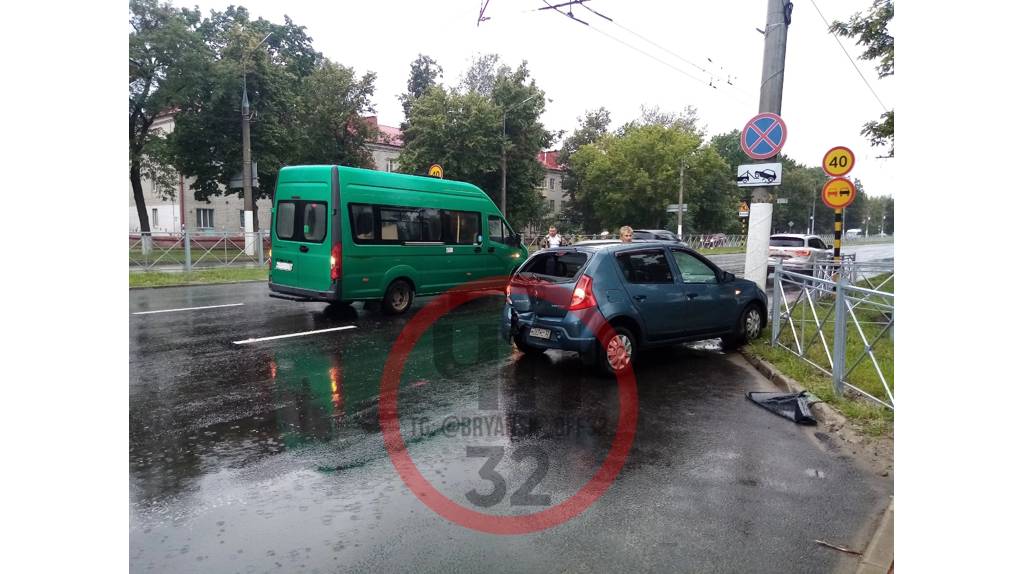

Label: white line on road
[132,303,245,315]
[233,325,357,345]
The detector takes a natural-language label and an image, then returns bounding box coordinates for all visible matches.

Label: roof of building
[536,150,563,171]
[362,116,404,147]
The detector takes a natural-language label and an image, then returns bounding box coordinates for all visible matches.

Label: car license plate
[529,327,551,340]
[275,261,293,271]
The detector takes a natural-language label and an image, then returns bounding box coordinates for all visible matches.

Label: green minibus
[268,165,528,314]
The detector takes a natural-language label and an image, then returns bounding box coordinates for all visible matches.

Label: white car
[768,234,830,274]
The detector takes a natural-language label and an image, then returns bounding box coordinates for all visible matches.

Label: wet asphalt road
[129,282,892,573]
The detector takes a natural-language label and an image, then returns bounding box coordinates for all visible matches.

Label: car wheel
[513,332,546,356]
[599,326,636,376]
[723,304,763,350]
[382,280,414,315]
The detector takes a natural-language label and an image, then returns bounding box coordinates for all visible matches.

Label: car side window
[672,250,719,284]
[809,238,827,249]
[488,215,503,243]
[616,251,674,284]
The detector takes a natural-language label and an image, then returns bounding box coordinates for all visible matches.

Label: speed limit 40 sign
[822,146,855,177]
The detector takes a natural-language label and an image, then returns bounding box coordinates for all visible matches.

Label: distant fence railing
[524,232,892,251]
[130,230,270,271]
[770,259,895,410]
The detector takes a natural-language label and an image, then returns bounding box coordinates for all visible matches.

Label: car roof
[543,240,691,254]
[770,233,819,239]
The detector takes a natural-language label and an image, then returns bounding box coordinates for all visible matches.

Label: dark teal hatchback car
[501,242,767,374]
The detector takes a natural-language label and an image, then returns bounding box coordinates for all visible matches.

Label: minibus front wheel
[382,279,414,315]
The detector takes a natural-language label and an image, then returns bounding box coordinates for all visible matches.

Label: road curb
[856,497,894,574]
[128,279,267,291]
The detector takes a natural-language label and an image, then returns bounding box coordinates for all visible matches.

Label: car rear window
[770,237,806,247]
[518,251,590,283]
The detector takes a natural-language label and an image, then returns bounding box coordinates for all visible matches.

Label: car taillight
[330,242,342,281]
[568,274,596,311]
[794,249,811,257]
[505,282,512,304]
[267,247,272,268]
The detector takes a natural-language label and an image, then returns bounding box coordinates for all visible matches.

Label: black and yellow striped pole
[833,208,843,263]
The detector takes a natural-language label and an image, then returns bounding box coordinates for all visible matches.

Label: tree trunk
[131,157,153,254]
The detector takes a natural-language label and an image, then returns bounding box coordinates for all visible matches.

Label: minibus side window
[350,204,375,242]
[442,210,480,245]
[380,208,422,242]
[420,209,442,241]
[276,202,296,240]
[488,215,503,243]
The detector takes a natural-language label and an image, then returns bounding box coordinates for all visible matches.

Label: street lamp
[866,216,871,239]
[242,32,272,255]
[500,93,547,216]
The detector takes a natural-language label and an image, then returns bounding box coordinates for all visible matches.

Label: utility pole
[744,0,792,290]
[500,93,544,217]
[241,86,254,254]
[241,32,271,256]
[677,160,685,238]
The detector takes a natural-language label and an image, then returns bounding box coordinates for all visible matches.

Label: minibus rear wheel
[382,279,414,315]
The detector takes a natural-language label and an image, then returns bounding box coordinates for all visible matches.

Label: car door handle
[488,247,495,253]
[474,246,482,253]
[686,293,699,299]
[633,295,647,302]
[299,245,309,253]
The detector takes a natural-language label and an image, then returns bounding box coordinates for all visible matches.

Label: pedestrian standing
[542,226,564,248]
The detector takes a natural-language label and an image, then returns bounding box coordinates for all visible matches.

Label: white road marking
[132,303,245,315]
[233,325,356,345]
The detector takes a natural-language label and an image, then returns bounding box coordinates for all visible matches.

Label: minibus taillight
[567,274,596,311]
[330,242,342,281]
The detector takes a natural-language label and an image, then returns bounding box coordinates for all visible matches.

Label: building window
[548,200,555,212]
[239,210,245,229]
[152,208,159,227]
[386,158,398,173]
[197,208,214,229]
[549,177,555,190]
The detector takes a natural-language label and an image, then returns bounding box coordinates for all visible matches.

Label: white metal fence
[770,260,895,410]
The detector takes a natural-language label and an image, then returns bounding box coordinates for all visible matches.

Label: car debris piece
[746,391,818,425]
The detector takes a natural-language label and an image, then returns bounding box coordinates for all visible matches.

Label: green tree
[399,54,443,127]
[129,0,202,237]
[558,108,612,231]
[569,123,734,233]
[166,7,377,229]
[399,56,553,229]
[831,0,894,156]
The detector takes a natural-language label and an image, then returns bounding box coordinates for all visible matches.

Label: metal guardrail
[129,230,270,272]
[524,233,893,250]
[770,260,895,410]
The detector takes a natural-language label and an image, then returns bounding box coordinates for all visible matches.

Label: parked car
[633,229,683,242]
[767,233,830,274]
[699,233,729,249]
[501,243,767,375]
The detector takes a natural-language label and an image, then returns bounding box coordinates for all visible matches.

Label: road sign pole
[677,160,685,237]
[833,208,843,262]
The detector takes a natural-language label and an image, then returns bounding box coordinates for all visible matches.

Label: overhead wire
[808,0,889,113]
[538,0,755,109]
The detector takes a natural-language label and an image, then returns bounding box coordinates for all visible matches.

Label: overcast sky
[170,0,896,199]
